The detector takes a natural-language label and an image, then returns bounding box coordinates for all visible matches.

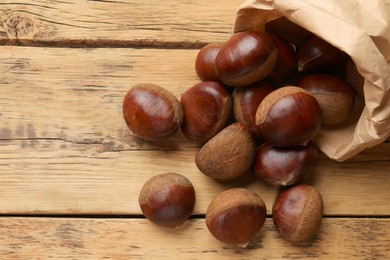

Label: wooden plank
[0,138,389,216]
[0,0,240,46]
[0,46,389,215]
[0,46,198,149]
[0,217,389,259]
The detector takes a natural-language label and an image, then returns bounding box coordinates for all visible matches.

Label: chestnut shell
[195,43,223,82]
[233,80,274,136]
[123,83,183,140]
[215,31,277,87]
[195,123,255,180]
[139,172,196,228]
[255,86,322,147]
[297,36,347,73]
[206,188,266,247]
[253,142,318,186]
[267,33,297,83]
[272,184,323,242]
[180,81,231,144]
[299,74,355,125]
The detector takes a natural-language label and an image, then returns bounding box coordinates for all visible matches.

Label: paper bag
[234,0,390,161]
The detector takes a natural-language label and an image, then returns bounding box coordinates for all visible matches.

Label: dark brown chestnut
[195,123,255,180]
[253,142,318,186]
[195,43,223,82]
[206,188,266,247]
[180,81,231,144]
[139,172,196,228]
[215,31,277,87]
[255,86,322,147]
[272,184,323,242]
[345,57,364,98]
[233,80,274,136]
[123,83,183,140]
[299,74,355,125]
[297,36,347,73]
[267,33,297,83]
[265,16,314,50]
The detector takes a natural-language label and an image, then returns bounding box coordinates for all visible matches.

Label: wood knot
[4,13,35,39]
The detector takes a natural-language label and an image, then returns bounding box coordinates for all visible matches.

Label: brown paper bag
[234,0,390,161]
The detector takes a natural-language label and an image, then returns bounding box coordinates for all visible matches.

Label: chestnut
[138,172,196,228]
[253,142,318,186]
[297,36,347,73]
[265,16,314,50]
[206,188,266,247]
[215,31,277,87]
[255,86,322,147]
[180,81,231,144]
[272,184,323,242]
[195,123,255,180]
[123,83,183,140]
[195,43,223,82]
[345,57,364,98]
[232,80,274,136]
[299,74,355,125]
[267,33,297,83]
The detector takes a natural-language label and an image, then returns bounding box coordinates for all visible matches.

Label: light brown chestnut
[297,36,347,73]
[123,83,183,140]
[180,81,231,144]
[299,74,355,125]
[253,142,317,186]
[195,123,255,180]
[255,86,322,147]
[215,31,277,87]
[195,43,223,82]
[233,80,274,136]
[206,188,266,247]
[138,172,196,228]
[272,184,323,242]
[345,57,364,98]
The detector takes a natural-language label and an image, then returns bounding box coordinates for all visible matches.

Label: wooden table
[0,1,389,259]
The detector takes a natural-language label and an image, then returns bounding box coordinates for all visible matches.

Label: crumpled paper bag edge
[233,0,390,162]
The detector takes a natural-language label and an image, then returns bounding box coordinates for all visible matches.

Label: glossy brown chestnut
[255,86,322,147]
[265,16,314,50]
[253,142,318,186]
[195,123,255,180]
[206,188,266,247]
[195,43,223,82]
[180,81,231,144]
[267,33,297,83]
[215,31,277,87]
[272,184,323,242]
[139,172,196,228]
[345,57,364,98]
[123,83,183,140]
[233,80,274,136]
[299,74,355,125]
[297,36,347,73]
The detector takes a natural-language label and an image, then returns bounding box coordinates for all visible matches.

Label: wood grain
[0,0,240,47]
[0,46,389,216]
[0,1,389,259]
[0,217,389,259]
